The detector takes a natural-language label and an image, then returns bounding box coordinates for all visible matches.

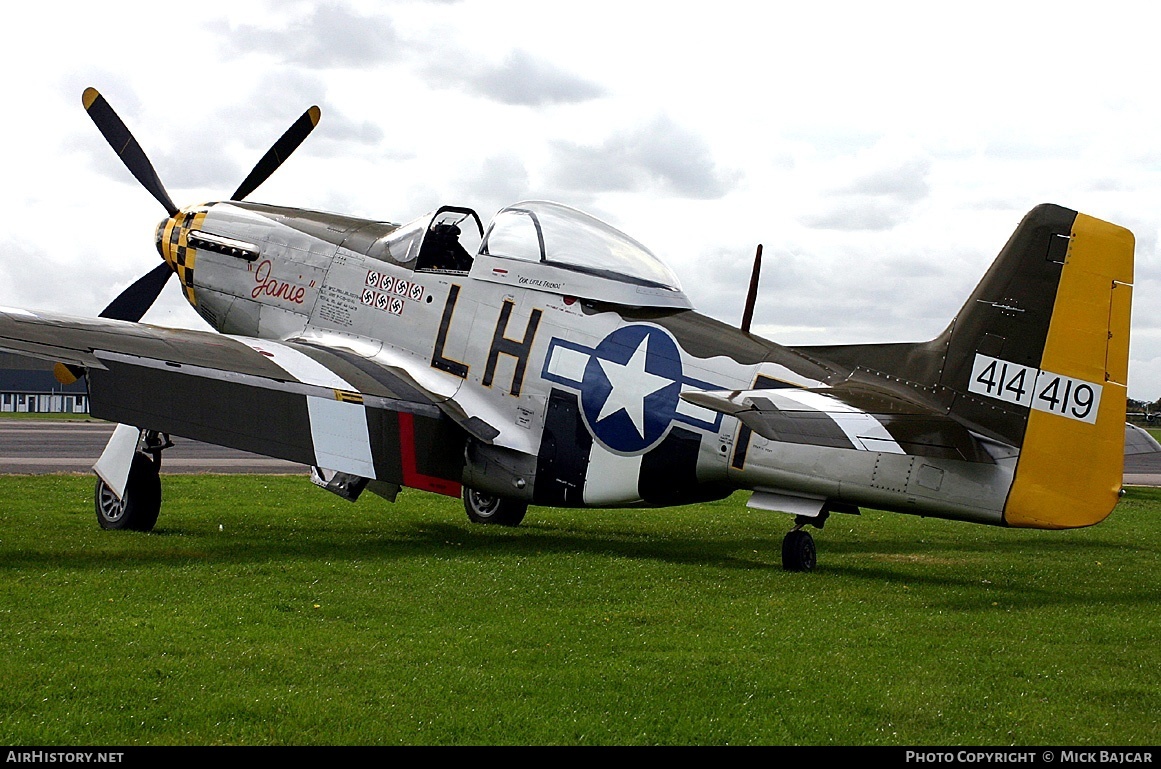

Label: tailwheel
[95,451,162,532]
[781,527,817,572]
[463,487,527,527]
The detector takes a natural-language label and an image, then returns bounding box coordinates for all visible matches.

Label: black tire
[463,487,527,527]
[95,452,162,532]
[781,529,817,572]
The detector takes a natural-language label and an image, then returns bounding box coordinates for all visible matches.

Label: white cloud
[547,115,737,198]
[1,0,1159,401]
[426,49,607,106]
[219,3,403,67]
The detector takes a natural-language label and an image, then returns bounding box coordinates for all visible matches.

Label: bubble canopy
[475,201,691,308]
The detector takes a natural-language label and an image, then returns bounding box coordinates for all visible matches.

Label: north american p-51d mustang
[0,89,1143,570]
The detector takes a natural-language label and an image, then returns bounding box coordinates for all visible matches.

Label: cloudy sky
[2,1,1160,398]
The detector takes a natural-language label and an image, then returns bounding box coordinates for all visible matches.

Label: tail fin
[988,207,1133,528]
[795,204,1134,528]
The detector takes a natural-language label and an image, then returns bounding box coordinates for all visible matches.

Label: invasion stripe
[768,389,905,454]
[235,338,358,392]
[232,338,376,477]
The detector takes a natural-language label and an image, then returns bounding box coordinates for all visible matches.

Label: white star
[595,335,672,439]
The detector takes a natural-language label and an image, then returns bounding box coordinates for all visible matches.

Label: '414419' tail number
[969,354,1102,424]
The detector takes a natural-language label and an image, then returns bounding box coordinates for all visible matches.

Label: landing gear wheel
[95,452,162,532]
[781,529,816,572]
[463,487,527,527]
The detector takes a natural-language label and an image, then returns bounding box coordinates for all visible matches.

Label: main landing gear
[463,487,528,527]
[94,430,170,532]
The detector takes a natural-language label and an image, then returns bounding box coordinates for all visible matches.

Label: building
[0,353,89,414]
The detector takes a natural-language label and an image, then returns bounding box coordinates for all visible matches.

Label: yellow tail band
[1004,213,1134,528]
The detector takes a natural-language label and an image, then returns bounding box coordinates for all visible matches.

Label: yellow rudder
[1004,213,1134,529]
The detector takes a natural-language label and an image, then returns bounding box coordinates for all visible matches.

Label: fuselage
[154,199,1017,524]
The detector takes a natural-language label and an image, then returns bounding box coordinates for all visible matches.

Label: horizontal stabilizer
[1125,423,1161,456]
[683,385,992,463]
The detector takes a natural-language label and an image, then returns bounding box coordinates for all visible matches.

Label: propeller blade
[53,362,83,385]
[82,88,179,217]
[55,260,171,381]
[231,106,321,202]
[98,262,174,322]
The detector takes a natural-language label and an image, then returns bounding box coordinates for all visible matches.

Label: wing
[683,380,996,464]
[0,306,475,496]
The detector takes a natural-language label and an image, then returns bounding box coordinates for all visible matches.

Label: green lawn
[1,475,1157,746]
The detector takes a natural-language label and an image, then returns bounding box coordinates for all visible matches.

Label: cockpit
[373,200,691,309]
[377,206,484,273]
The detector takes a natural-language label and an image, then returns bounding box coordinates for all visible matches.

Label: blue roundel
[579,325,683,454]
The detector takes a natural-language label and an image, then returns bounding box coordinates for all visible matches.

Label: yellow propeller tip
[53,362,79,385]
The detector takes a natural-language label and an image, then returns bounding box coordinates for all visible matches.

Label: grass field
[0,474,1158,746]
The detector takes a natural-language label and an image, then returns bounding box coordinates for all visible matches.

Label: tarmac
[2,416,1159,485]
[0,418,304,474]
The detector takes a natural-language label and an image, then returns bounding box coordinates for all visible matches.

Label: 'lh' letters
[484,300,542,396]
[431,287,542,396]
